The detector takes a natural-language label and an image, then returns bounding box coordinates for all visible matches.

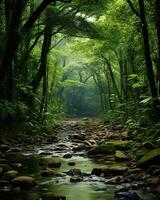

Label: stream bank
[0,119,160,200]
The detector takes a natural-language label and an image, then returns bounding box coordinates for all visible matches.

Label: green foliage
[0,100,28,120]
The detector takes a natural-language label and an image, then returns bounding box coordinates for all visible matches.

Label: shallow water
[0,148,159,200]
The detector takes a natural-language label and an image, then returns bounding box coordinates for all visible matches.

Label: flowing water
[0,121,159,200]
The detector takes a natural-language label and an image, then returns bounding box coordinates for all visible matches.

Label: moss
[137,148,160,168]
[104,140,131,150]
[115,150,128,161]
[87,143,115,156]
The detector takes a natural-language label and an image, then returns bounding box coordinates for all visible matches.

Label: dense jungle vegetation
[2,1,160,200]
[0,0,160,132]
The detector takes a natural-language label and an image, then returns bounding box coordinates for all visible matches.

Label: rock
[41,192,66,200]
[87,143,115,156]
[105,177,121,184]
[12,176,37,189]
[4,170,18,180]
[137,148,160,169]
[115,191,140,200]
[68,162,76,166]
[91,166,128,176]
[105,140,131,150]
[156,185,160,193]
[66,168,81,176]
[73,144,86,151]
[48,160,61,168]
[0,180,10,187]
[41,169,65,177]
[0,164,11,172]
[147,176,160,185]
[142,141,156,149]
[0,145,10,152]
[115,150,129,161]
[63,154,72,159]
[72,134,85,141]
[70,176,82,182]
[0,167,3,174]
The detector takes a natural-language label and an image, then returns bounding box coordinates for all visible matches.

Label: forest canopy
[0,0,160,131]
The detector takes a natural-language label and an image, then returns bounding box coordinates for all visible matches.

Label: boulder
[92,166,128,176]
[48,160,61,168]
[4,170,18,180]
[12,176,37,189]
[70,176,82,182]
[115,151,129,161]
[41,169,61,177]
[137,148,160,169]
[41,192,66,200]
[87,143,115,156]
[63,154,72,159]
[115,191,140,200]
[68,162,76,166]
[66,168,81,176]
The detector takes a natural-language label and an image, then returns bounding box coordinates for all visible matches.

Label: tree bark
[138,0,158,100]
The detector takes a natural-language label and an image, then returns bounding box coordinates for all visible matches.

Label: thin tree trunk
[155,0,160,95]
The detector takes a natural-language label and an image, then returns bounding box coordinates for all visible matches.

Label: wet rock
[0,167,3,174]
[0,145,10,152]
[72,134,85,141]
[70,176,82,182]
[147,176,160,185]
[12,176,37,189]
[8,147,21,152]
[11,163,22,168]
[115,150,129,161]
[66,168,81,176]
[41,169,65,177]
[68,162,76,166]
[73,144,86,151]
[105,176,121,184]
[48,160,61,168]
[0,164,11,172]
[87,143,115,156]
[4,170,18,180]
[41,192,66,200]
[115,191,140,200]
[63,154,72,159]
[92,166,128,176]
[0,180,10,187]
[156,185,160,193]
[137,148,160,169]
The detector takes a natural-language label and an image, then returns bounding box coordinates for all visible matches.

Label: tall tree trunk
[0,0,25,100]
[138,0,158,100]
[102,55,122,103]
[155,0,160,95]
[0,0,54,100]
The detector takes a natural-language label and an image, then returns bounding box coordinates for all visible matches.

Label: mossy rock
[115,150,129,161]
[87,143,115,156]
[104,140,131,150]
[137,148,160,169]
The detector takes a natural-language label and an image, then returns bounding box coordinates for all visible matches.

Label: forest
[1,0,160,200]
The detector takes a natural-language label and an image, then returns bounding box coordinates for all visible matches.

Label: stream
[0,120,159,200]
